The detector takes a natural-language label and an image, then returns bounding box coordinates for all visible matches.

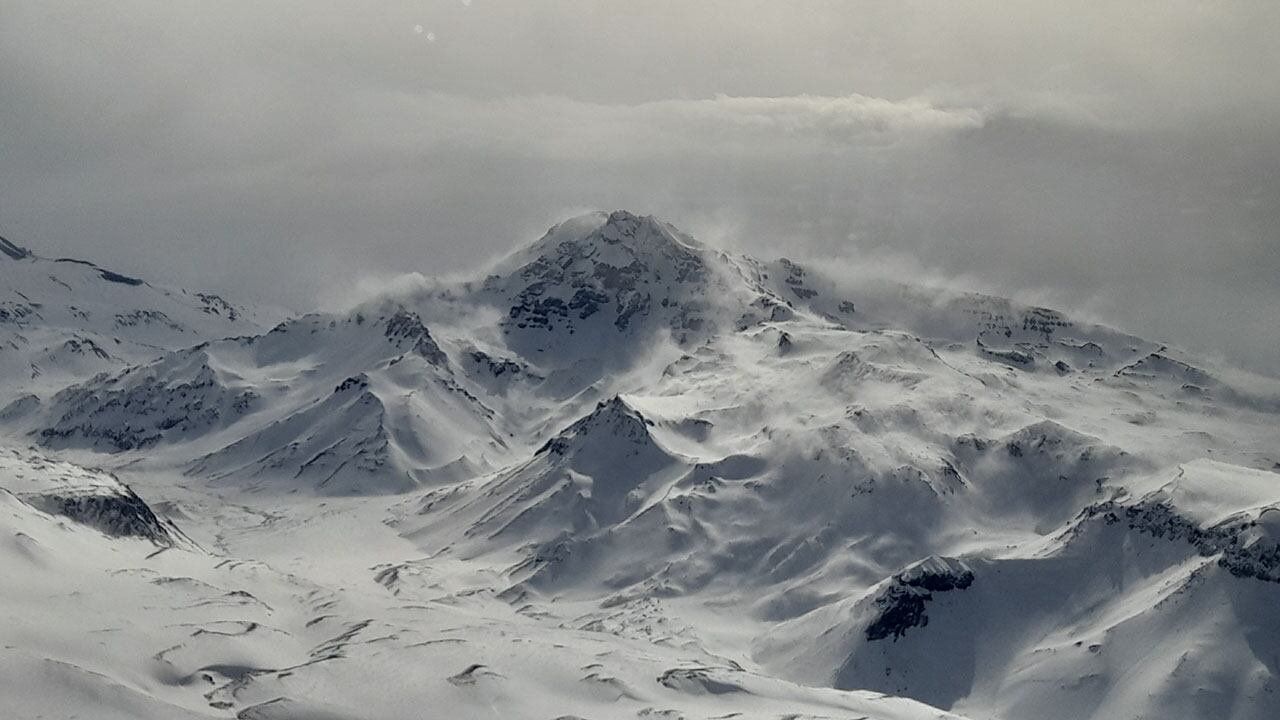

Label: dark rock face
[468,351,523,378]
[657,666,743,694]
[195,292,241,321]
[334,374,370,394]
[969,304,1073,341]
[778,258,819,300]
[865,585,933,641]
[25,486,180,546]
[0,300,39,324]
[383,310,447,364]
[535,397,655,458]
[1088,501,1280,583]
[977,342,1035,368]
[1115,352,1215,387]
[61,337,112,360]
[0,236,32,260]
[39,358,260,452]
[97,268,145,286]
[865,557,974,641]
[497,212,712,338]
[114,309,185,332]
[51,257,145,286]
[1021,307,1072,338]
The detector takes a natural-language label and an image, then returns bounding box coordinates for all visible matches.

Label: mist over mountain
[1,212,1278,719]
[4,2,1279,375]
[5,3,1277,716]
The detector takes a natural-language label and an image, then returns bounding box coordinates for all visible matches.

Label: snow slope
[2,211,1279,719]
[0,234,269,405]
[0,449,974,720]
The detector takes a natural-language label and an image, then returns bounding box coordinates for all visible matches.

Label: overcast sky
[2,1,1277,372]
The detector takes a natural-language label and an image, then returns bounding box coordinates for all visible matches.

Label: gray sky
[2,1,1277,372]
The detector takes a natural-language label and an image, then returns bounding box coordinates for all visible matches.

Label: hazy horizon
[2,1,1277,372]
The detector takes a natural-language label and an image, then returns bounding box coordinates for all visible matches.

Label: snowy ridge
[0,233,269,405]
[15,307,513,493]
[462,395,685,563]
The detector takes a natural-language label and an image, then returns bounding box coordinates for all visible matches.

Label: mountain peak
[495,210,706,277]
[596,209,680,243]
[482,212,727,349]
[593,210,706,256]
[537,396,654,457]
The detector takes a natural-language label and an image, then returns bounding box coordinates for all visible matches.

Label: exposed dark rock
[195,292,241,321]
[24,485,181,546]
[865,556,974,641]
[383,310,447,364]
[38,358,259,451]
[62,337,112,359]
[467,350,524,378]
[334,374,369,393]
[1021,307,1072,338]
[1086,500,1280,583]
[52,257,145,286]
[115,309,184,332]
[98,268,145,286]
[497,212,711,338]
[0,299,39,324]
[0,236,32,260]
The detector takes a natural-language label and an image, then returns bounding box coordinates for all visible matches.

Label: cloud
[0,1,1277,374]
[315,90,988,169]
[615,93,986,146]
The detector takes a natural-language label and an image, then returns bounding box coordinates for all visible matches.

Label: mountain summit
[478,211,762,362]
[493,211,708,278]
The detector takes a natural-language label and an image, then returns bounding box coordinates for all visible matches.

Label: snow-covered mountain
[1,211,1278,720]
[0,234,270,405]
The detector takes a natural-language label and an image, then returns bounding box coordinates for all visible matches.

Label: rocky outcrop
[0,236,32,260]
[865,556,974,641]
[23,485,180,546]
[1088,500,1280,583]
[38,351,260,451]
[1,448,184,546]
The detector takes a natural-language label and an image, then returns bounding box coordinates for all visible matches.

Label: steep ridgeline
[20,309,512,493]
[0,234,268,404]
[745,254,1165,376]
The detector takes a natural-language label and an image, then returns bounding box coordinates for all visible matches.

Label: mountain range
[1,211,1278,720]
